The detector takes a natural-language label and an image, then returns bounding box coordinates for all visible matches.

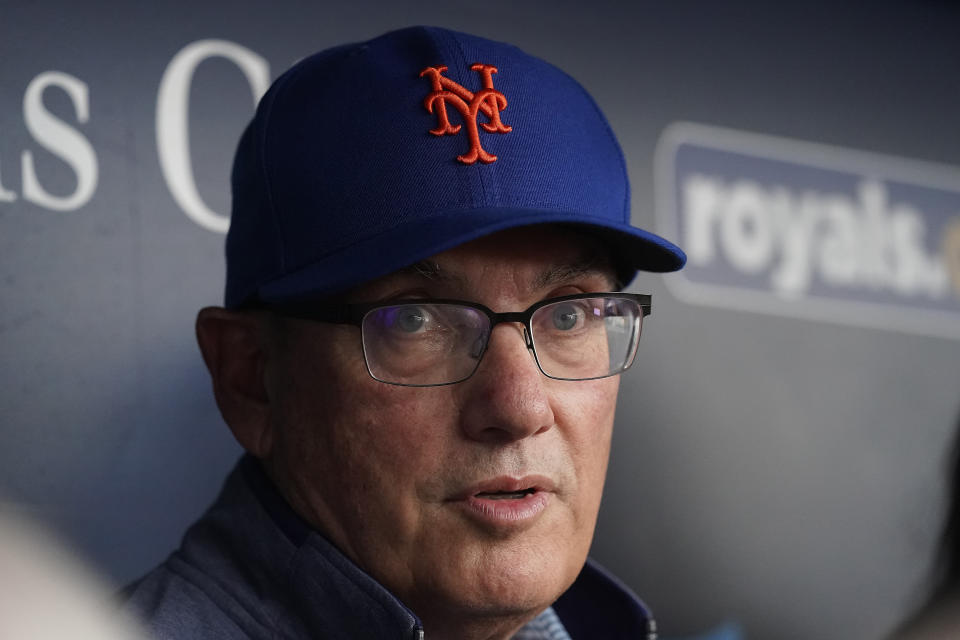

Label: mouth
[474,488,537,500]
[453,476,553,528]
[460,475,554,501]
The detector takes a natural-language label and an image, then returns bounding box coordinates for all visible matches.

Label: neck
[422,612,540,640]
[413,599,558,640]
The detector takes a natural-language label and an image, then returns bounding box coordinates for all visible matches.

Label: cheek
[552,377,619,500]
[273,348,461,552]
[339,384,456,460]
[294,365,456,501]
[558,375,617,441]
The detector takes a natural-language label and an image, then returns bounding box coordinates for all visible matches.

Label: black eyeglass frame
[268,292,652,386]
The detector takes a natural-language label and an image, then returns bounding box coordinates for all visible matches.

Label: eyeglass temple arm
[268,301,367,326]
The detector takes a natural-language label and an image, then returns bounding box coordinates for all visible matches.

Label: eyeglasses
[272,293,651,387]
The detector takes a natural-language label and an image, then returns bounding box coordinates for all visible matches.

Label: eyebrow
[533,253,617,290]
[399,251,616,291]
[397,260,467,287]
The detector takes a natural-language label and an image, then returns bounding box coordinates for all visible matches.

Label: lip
[450,475,555,528]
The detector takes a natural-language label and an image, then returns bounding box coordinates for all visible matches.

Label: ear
[195,307,275,458]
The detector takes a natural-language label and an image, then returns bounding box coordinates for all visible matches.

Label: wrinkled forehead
[347,226,619,302]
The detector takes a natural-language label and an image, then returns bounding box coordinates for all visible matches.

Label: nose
[457,324,556,444]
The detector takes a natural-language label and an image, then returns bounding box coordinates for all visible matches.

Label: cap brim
[254,208,684,305]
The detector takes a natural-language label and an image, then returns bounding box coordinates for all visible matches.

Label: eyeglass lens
[360,297,643,387]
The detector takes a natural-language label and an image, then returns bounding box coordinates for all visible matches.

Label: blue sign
[656,123,960,339]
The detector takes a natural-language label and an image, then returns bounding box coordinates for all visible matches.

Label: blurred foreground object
[0,510,147,640]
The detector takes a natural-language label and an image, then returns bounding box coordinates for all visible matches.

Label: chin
[441,539,578,619]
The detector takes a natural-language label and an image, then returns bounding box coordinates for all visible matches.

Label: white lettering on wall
[156,39,270,233]
[682,175,949,299]
[20,72,98,211]
[720,180,774,274]
[0,160,16,202]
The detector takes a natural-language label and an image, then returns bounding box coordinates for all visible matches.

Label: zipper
[646,617,658,640]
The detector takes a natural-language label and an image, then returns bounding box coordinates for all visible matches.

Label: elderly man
[123,26,684,640]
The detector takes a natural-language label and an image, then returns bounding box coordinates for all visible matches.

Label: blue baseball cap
[225,26,685,308]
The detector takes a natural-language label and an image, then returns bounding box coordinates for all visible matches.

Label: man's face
[264,226,621,635]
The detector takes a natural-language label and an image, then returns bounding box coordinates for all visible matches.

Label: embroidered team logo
[419,63,512,165]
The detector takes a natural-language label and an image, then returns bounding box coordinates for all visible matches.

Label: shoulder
[119,458,297,640]
[121,554,271,640]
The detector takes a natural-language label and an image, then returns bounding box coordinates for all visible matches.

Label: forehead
[351,226,617,300]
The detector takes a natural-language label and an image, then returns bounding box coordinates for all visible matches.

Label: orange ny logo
[419,63,512,165]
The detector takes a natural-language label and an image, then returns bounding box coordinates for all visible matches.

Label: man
[123,26,685,640]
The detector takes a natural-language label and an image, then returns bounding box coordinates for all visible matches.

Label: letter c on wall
[156,40,270,233]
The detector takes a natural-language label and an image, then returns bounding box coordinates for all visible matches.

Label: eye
[393,305,428,333]
[551,303,584,331]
